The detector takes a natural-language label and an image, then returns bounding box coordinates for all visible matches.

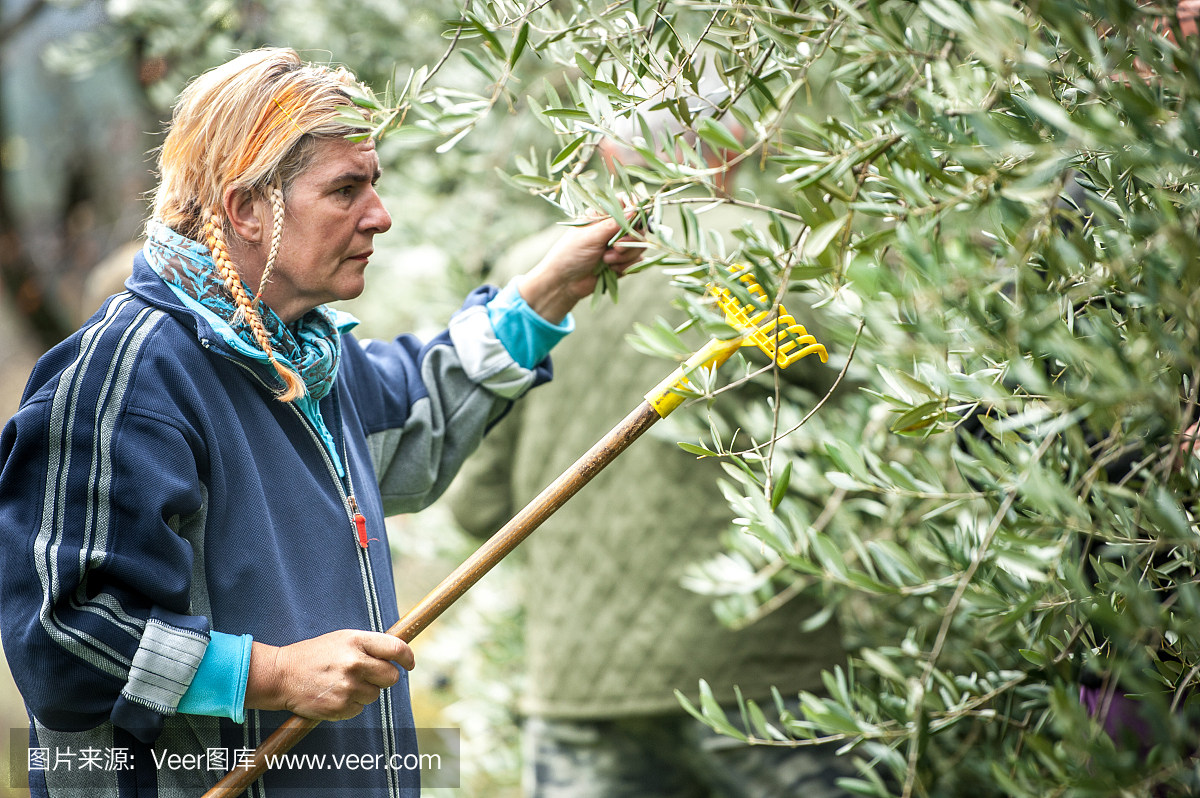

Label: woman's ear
[224,186,268,244]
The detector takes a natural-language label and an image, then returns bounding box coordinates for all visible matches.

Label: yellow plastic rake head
[644,268,828,419]
[710,270,828,368]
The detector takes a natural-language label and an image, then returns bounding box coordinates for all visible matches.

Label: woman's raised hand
[517,211,644,324]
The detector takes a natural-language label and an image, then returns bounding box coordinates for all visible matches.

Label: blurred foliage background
[6,0,1200,796]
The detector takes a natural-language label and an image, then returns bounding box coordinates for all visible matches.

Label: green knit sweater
[448,211,846,718]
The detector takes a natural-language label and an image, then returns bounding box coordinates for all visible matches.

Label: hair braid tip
[271,357,306,402]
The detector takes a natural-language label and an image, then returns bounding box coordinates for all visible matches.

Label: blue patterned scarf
[142,220,356,403]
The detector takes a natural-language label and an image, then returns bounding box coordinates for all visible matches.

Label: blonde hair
[152,47,366,401]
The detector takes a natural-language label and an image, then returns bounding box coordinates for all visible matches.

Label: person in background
[448,102,853,797]
[0,47,639,798]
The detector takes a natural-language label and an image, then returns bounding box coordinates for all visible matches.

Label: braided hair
[257,184,286,308]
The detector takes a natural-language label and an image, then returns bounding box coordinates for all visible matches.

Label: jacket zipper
[329,385,401,798]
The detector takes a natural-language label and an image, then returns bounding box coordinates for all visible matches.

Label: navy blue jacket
[0,253,549,797]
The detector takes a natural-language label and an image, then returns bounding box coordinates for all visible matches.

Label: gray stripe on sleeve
[35,297,141,677]
[119,619,208,714]
[72,592,148,638]
[37,304,168,676]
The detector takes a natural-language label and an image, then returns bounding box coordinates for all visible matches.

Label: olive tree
[72,0,1200,793]
[342,1,1199,795]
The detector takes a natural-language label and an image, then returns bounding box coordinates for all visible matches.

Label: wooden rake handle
[200,401,662,798]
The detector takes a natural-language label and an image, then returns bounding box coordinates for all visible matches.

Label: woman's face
[263,136,392,323]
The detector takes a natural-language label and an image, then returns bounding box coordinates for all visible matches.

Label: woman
[0,48,639,797]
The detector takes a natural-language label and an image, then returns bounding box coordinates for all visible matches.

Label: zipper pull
[349,495,369,549]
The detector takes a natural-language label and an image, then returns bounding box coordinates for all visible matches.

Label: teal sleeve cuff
[176,631,252,724]
[486,277,575,370]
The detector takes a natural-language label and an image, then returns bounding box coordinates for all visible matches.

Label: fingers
[589,215,624,238]
[337,633,408,702]
[603,246,643,268]
[358,632,416,672]
[602,227,646,269]
[592,203,648,269]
